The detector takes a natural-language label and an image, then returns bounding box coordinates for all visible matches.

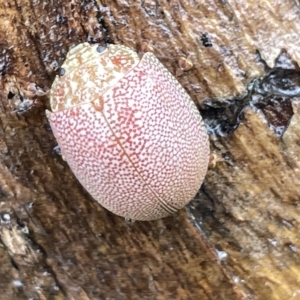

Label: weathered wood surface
[0,1,300,299]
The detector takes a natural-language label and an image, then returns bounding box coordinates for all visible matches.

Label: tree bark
[0,1,300,299]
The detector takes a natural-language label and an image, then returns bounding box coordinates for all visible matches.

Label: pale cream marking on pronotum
[50,43,140,112]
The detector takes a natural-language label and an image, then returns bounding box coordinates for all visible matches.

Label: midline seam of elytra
[100,111,178,215]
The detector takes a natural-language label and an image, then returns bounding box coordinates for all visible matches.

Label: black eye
[96,44,107,53]
[59,67,66,76]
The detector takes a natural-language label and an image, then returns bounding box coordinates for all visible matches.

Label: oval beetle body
[47,43,209,221]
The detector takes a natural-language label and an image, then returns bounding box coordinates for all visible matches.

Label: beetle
[46,43,209,221]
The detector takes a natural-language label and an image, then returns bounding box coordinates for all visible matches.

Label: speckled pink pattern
[48,44,209,221]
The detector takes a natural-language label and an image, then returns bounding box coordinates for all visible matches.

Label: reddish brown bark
[0,1,300,299]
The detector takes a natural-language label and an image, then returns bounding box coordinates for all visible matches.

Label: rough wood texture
[0,1,299,299]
